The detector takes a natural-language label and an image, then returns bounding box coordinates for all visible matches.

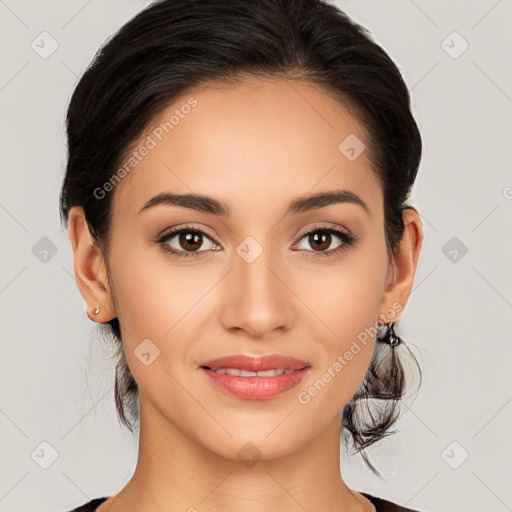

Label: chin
[193,423,310,464]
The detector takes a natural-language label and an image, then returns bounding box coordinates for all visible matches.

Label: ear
[67,206,116,323]
[378,207,424,323]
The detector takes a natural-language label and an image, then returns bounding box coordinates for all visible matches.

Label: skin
[68,77,423,512]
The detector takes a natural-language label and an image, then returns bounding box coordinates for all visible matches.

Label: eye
[155,223,358,260]
[293,223,358,258]
[156,224,220,258]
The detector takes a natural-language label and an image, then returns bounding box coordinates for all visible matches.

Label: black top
[66,493,422,511]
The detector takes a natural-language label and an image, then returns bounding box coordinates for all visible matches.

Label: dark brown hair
[60,0,422,477]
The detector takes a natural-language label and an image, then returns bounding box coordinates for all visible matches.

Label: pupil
[311,231,330,251]
[181,232,201,251]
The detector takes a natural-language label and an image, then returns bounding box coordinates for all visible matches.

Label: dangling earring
[93,306,101,315]
[378,321,401,347]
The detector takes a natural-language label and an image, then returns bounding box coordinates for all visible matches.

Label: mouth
[198,354,311,400]
[201,367,299,377]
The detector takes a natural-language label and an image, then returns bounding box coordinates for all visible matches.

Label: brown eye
[306,231,333,251]
[177,231,203,251]
[294,224,358,258]
[157,225,219,258]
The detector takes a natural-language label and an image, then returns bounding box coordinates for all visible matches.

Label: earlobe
[67,206,116,322]
[378,208,424,322]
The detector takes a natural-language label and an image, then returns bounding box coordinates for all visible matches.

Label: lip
[200,367,311,400]
[199,354,311,400]
[199,354,311,372]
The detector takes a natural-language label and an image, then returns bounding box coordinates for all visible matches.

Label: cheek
[296,244,387,340]
[106,245,205,407]
[107,235,210,339]
[293,247,387,408]
[106,239,221,395]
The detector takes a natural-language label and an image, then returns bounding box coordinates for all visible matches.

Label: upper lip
[200,354,311,372]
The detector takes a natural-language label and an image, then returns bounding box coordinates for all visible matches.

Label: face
[92,78,398,460]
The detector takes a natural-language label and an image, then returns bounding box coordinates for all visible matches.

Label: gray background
[1,1,511,511]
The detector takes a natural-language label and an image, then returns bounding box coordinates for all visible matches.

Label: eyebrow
[138,189,370,217]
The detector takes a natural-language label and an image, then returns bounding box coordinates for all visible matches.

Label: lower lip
[200,367,310,400]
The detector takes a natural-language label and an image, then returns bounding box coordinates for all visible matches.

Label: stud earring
[378,321,401,347]
[93,306,101,315]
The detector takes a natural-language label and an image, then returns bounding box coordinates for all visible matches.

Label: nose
[219,243,295,339]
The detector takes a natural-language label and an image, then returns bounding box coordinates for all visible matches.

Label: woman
[61,0,424,510]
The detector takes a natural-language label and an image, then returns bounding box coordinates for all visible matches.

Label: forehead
[112,77,382,221]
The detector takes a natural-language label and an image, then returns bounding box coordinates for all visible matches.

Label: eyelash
[155,223,358,260]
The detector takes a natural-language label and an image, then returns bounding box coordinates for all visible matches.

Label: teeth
[211,368,296,377]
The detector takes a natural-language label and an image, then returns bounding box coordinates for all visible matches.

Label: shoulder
[362,492,424,512]
[65,497,110,512]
